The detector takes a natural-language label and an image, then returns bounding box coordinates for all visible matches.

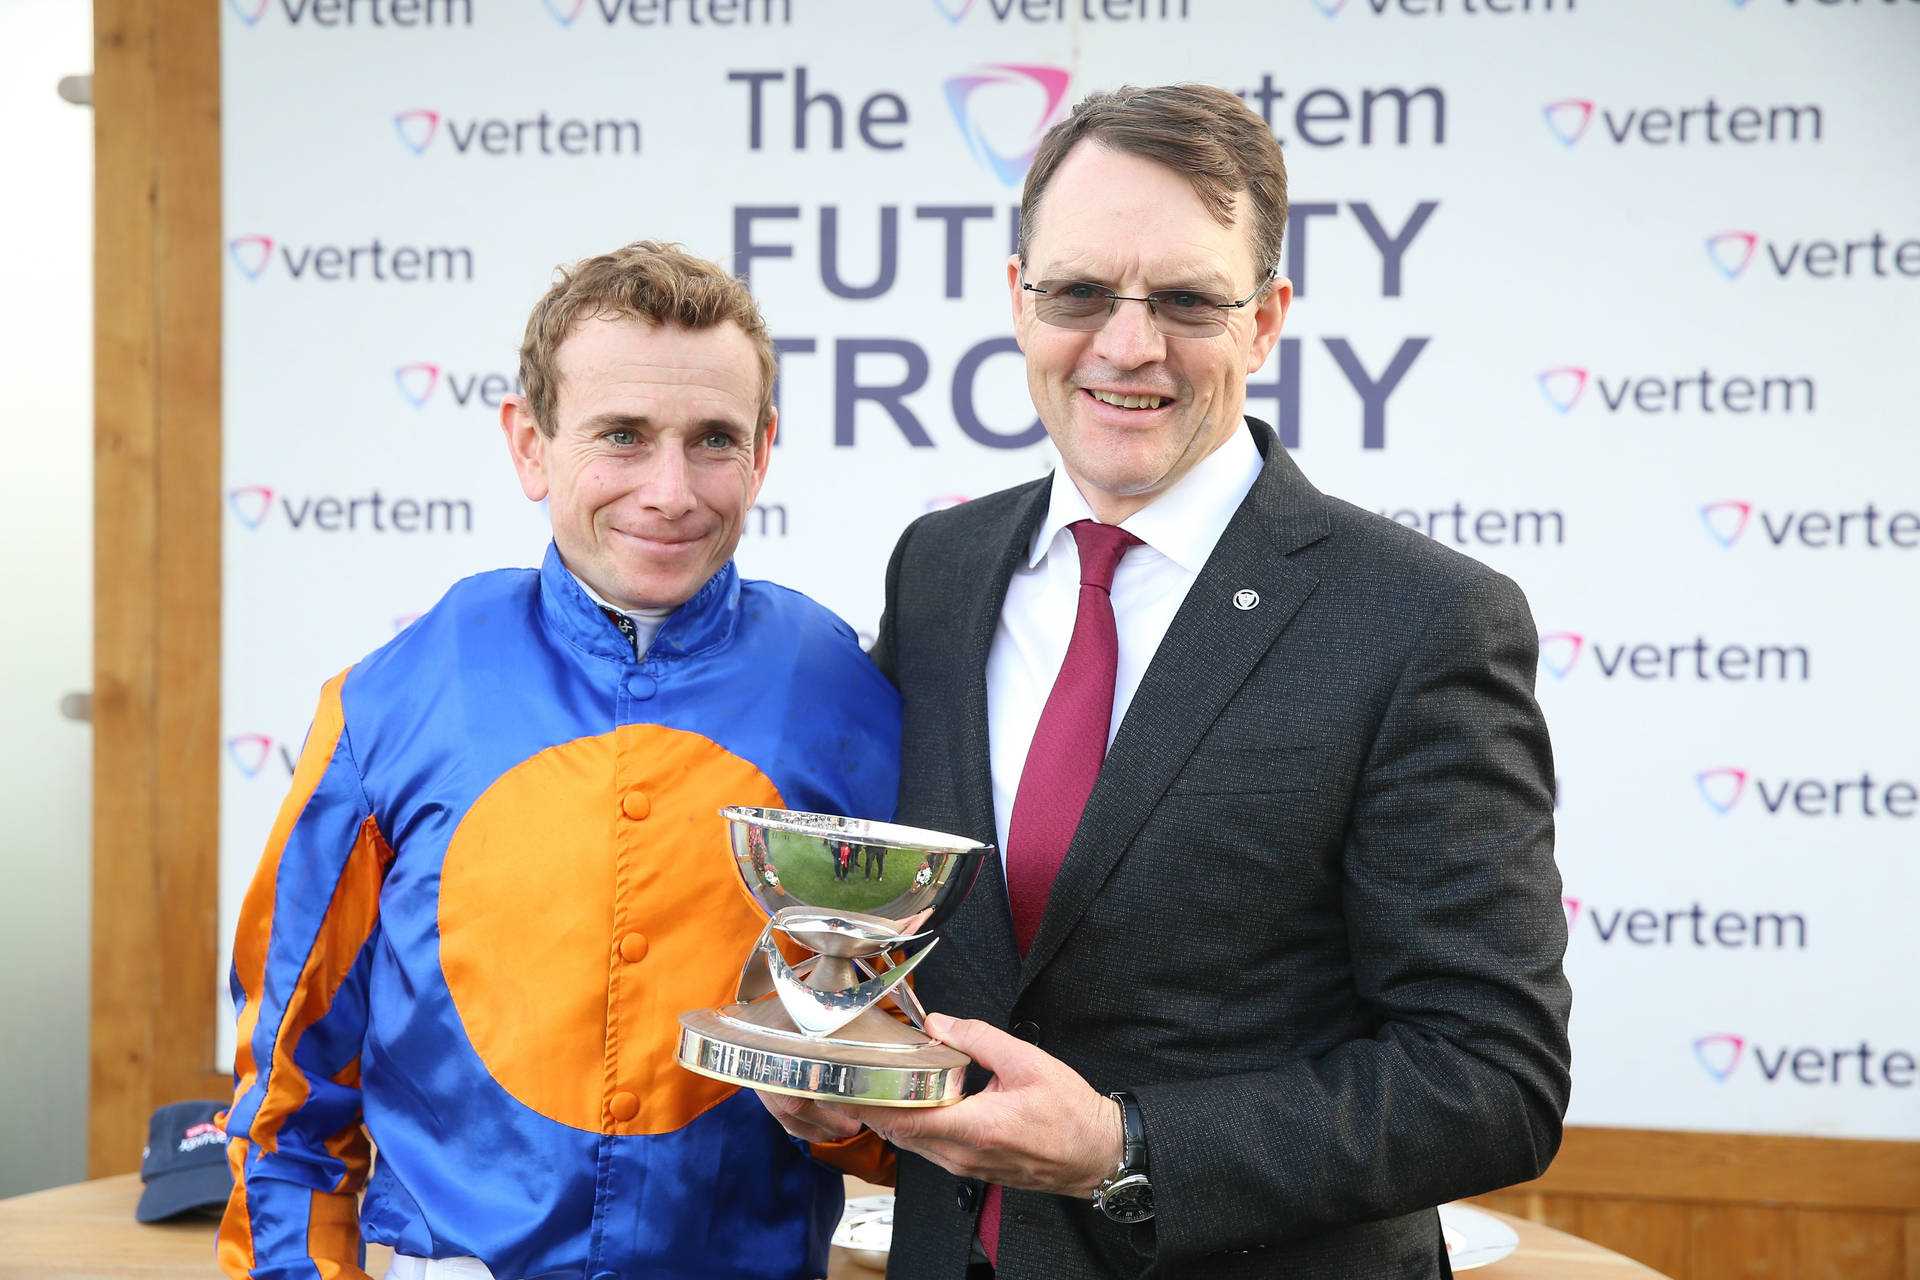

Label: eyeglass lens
[1030,280,1235,337]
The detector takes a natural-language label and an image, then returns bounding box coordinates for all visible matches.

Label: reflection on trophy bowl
[723,806,987,940]
[677,808,992,1106]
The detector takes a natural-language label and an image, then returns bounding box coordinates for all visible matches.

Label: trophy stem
[807,954,860,993]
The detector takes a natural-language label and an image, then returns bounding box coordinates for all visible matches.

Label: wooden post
[88,0,224,1178]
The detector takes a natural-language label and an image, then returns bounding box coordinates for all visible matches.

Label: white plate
[1439,1203,1521,1271]
[833,1194,1520,1272]
[831,1194,896,1267]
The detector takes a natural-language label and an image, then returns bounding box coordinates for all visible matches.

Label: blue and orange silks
[220,544,901,1280]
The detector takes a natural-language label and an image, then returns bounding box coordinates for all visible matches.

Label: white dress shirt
[984,426,1263,866]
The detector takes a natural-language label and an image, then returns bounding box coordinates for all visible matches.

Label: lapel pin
[1233,589,1260,611]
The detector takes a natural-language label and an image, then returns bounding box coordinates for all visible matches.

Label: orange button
[618,932,649,963]
[621,791,651,820]
[609,1091,639,1122]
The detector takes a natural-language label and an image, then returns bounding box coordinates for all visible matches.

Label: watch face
[1098,1174,1154,1224]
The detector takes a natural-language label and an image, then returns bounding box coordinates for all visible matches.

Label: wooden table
[0,1174,1669,1278]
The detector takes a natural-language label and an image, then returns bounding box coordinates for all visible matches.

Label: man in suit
[761,84,1571,1278]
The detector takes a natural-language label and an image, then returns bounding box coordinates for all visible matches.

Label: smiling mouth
[618,529,704,549]
[1086,389,1169,410]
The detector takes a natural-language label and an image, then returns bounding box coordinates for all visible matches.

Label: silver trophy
[676,807,990,1106]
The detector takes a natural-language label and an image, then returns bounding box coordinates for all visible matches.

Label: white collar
[566,566,675,624]
[1028,422,1262,574]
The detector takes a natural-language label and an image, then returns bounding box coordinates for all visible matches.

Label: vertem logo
[1538,632,1583,680]
[1693,1034,1745,1082]
[1706,231,1759,279]
[1700,500,1920,549]
[227,733,300,779]
[1694,767,1918,817]
[225,733,277,780]
[395,109,439,154]
[1545,98,1820,147]
[1317,0,1577,15]
[227,235,276,281]
[226,234,475,282]
[1535,633,1808,682]
[547,0,791,26]
[1693,1035,1918,1089]
[1536,367,1586,414]
[393,108,641,157]
[935,0,1190,19]
[943,65,1072,186]
[1563,899,1806,949]
[1700,500,1752,547]
[1537,366,1813,415]
[229,0,472,25]
[395,363,440,407]
[227,485,276,531]
[1709,229,1920,279]
[394,363,522,408]
[227,485,475,533]
[1542,99,1592,146]
[1695,768,1748,815]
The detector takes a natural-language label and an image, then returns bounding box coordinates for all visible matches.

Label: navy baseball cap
[136,1100,234,1224]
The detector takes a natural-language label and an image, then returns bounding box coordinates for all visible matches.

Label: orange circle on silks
[437,724,783,1136]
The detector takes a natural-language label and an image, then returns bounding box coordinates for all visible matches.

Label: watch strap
[1110,1091,1147,1174]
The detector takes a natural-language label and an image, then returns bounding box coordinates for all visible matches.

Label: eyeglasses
[1020,274,1274,339]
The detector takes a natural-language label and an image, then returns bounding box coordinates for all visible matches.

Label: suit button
[621,791,651,820]
[1012,1020,1041,1044]
[618,932,649,963]
[625,673,656,699]
[955,1183,975,1212]
[609,1091,639,1122]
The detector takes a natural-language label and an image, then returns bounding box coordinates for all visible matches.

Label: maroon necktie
[980,519,1139,1265]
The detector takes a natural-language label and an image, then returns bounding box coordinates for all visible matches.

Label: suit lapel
[935,480,1049,1006]
[1017,424,1331,992]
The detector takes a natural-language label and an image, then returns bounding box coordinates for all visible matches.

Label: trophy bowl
[677,807,991,1106]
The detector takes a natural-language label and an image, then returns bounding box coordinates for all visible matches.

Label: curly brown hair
[517,240,777,438]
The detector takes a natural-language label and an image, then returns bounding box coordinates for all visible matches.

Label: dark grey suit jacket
[869,421,1572,1280]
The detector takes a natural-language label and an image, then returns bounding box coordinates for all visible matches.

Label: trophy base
[677,1003,970,1107]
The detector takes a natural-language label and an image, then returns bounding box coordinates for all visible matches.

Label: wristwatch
[1092,1091,1153,1223]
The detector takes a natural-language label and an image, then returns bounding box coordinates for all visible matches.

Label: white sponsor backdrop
[220,0,1920,1139]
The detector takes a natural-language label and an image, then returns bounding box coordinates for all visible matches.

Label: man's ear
[748,408,777,505]
[501,395,550,502]
[1006,254,1029,353]
[1246,276,1292,373]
